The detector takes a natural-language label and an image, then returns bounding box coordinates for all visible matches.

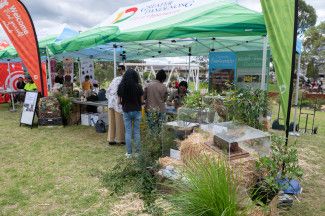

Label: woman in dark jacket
[117,69,143,158]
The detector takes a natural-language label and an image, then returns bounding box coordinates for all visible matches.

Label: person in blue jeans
[117,69,144,158]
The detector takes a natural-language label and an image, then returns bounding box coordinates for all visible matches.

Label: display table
[200,121,271,157]
[72,99,108,107]
[0,89,25,111]
[72,99,108,124]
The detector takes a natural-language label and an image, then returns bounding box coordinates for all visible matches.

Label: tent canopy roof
[0,0,267,62]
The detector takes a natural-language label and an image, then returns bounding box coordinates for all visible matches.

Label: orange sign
[0,0,47,96]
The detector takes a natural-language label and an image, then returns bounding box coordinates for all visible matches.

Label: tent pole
[188,49,191,83]
[166,67,175,87]
[284,0,299,150]
[195,69,200,91]
[7,59,16,111]
[261,36,268,90]
[292,53,301,135]
[78,58,82,88]
[46,47,52,91]
[113,44,117,78]
[6,59,10,88]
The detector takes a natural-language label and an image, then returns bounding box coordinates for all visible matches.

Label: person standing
[117,69,143,158]
[144,69,168,132]
[106,65,126,145]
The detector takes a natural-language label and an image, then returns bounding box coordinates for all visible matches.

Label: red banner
[0,62,24,90]
[0,0,47,96]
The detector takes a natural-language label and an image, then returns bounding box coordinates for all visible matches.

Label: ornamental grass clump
[171,157,240,216]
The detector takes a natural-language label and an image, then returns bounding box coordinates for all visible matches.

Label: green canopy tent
[0,0,270,90]
[48,0,267,57]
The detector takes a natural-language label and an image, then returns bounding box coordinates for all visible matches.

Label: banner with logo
[209,52,237,92]
[0,0,47,95]
[261,0,295,123]
[0,41,9,50]
[63,58,74,83]
[99,0,220,31]
[0,62,24,90]
[236,50,271,89]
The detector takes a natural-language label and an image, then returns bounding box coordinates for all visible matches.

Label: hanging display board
[236,50,271,89]
[80,60,95,82]
[63,58,74,83]
[208,52,237,92]
[20,91,38,127]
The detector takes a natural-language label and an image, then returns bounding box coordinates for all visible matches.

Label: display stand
[20,91,38,128]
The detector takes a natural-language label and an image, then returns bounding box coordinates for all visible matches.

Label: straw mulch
[109,193,150,216]
[158,156,183,168]
[179,132,258,188]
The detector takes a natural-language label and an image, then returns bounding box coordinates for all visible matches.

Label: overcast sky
[0,0,324,41]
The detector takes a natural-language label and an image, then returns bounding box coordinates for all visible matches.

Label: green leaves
[171,157,239,216]
[224,88,269,130]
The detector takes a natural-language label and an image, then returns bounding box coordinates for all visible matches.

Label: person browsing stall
[106,65,126,145]
[16,77,25,90]
[82,75,93,91]
[117,69,144,158]
[24,75,37,91]
[167,81,188,109]
[54,70,64,84]
[144,69,168,131]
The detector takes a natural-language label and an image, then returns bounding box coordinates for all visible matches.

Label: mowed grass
[0,104,126,215]
[0,100,324,216]
[268,100,325,216]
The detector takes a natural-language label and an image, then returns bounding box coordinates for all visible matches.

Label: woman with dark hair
[144,69,168,132]
[118,69,144,158]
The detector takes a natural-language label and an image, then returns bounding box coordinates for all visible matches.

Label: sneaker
[108,141,117,145]
[125,153,132,159]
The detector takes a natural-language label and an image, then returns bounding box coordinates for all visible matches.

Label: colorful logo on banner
[0,41,9,50]
[113,7,138,24]
[0,63,24,90]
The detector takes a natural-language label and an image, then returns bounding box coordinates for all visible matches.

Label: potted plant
[251,135,303,205]
[57,95,72,126]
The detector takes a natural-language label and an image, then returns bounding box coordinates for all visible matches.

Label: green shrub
[224,88,269,130]
[252,135,303,204]
[171,157,239,216]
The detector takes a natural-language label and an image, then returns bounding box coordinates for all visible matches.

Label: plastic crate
[39,117,62,126]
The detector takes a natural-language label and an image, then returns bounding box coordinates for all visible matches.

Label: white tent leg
[113,46,117,78]
[292,54,301,136]
[187,55,191,83]
[195,69,200,91]
[46,47,52,91]
[261,36,268,90]
[7,60,16,111]
[166,67,175,87]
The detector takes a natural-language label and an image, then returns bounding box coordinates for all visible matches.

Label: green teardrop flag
[260,0,295,123]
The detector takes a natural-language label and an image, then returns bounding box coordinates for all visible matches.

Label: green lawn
[0,102,324,215]
[0,104,126,215]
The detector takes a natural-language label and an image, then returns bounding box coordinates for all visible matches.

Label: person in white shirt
[106,65,126,145]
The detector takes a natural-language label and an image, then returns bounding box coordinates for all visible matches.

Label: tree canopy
[298,0,317,35]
